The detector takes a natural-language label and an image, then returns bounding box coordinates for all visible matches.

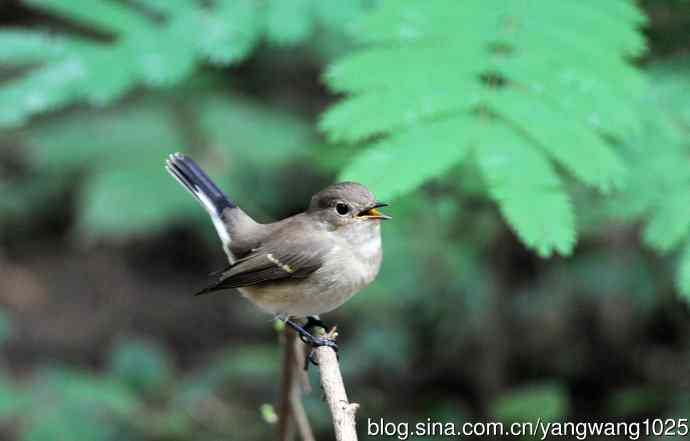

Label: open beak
[357,202,392,220]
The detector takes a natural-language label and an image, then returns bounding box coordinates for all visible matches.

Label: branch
[291,339,315,441]
[314,329,359,441]
[278,327,297,441]
[279,326,315,441]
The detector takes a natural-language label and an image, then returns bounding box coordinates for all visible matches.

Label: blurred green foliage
[109,336,172,393]
[1,1,690,441]
[0,0,365,127]
[20,86,316,238]
[491,382,568,423]
[606,59,690,300]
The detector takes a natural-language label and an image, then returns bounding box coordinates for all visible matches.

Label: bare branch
[315,329,359,441]
[279,326,315,441]
[291,339,315,441]
[278,327,297,441]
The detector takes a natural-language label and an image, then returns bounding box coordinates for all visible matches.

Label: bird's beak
[357,202,392,220]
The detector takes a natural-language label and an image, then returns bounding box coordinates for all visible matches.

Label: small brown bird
[165,153,390,354]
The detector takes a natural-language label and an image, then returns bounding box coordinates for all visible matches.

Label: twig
[290,380,315,441]
[279,326,315,441]
[290,340,315,441]
[278,327,297,441]
[314,329,359,441]
[279,324,357,441]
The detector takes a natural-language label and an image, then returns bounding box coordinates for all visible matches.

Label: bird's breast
[239,227,383,317]
[323,229,383,293]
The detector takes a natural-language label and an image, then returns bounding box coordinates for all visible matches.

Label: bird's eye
[335,203,350,215]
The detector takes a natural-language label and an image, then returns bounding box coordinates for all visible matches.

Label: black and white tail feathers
[165,153,236,252]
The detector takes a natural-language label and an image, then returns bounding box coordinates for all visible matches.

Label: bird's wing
[195,236,329,295]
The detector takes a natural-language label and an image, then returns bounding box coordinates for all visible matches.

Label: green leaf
[197,0,261,65]
[22,85,319,239]
[607,59,690,302]
[476,121,575,257]
[642,190,690,253]
[130,0,199,15]
[197,94,314,165]
[0,60,88,127]
[0,1,262,127]
[321,0,646,256]
[26,0,151,35]
[313,0,367,30]
[26,98,181,171]
[25,97,194,238]
[25,98,204,238]
[79,161,191,237]
[338,114,474,200]
[265,0,315,45]
[0,30,70,64]
[488,90,627,193]
[1,0,372,127]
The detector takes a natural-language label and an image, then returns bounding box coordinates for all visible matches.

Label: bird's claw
[295,316,325,344]
[304,336,339,369]
[283,318,340,370]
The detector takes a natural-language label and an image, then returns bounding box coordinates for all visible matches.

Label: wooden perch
[314,328,359,441]
[279,325,358,441]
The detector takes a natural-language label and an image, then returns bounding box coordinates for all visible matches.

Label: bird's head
[308,182,391,230]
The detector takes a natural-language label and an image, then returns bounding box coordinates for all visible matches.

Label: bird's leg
[284,318,337,348]
[284,318,338,369]
[302,316,340,367]
[305,325,339,369]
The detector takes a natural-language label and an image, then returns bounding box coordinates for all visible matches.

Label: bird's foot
[283,319,339,370]
[305,326,339,369]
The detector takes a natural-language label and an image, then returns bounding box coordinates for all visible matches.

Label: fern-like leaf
[476,121,575,257]
[0,30,70,64]
[0,0,372,127]
[340,115,475,201]
[129,0,199,15]
[197,0,261,64]
[265,0,315,45]
[642,190,690,253]
[0,0,259,127]
[611,58,690,301]
[321,0,647,256]
[26,0,152,35]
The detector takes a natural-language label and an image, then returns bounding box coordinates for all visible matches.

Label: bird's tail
[166,153,236,251]
[166,153,236,213]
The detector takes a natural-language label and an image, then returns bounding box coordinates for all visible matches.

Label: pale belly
[239,237,382,317]
[238,279,358,317]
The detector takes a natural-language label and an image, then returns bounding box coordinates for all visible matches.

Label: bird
[165,153,390,357]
